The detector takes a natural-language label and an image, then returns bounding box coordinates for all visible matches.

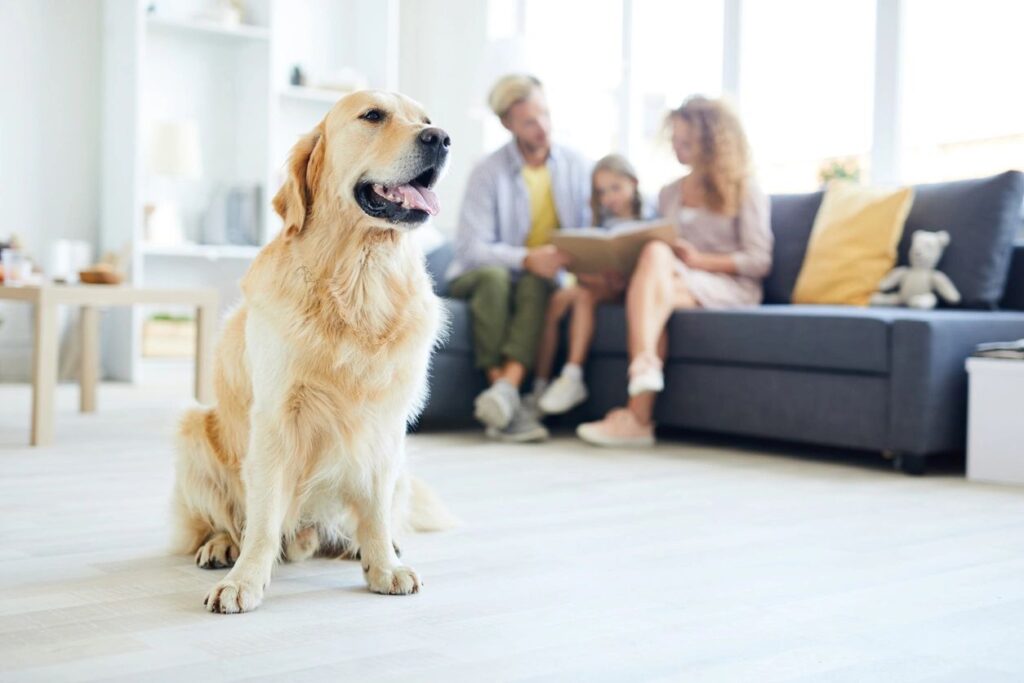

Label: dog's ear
[273,124,326,238]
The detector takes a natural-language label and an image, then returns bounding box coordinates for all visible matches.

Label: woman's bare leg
[627,242,695,360]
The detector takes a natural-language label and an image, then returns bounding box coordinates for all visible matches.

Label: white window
[900,0,1024,183]
[739,0,876,192]
[628,0,724,196]
[521,0,624,162]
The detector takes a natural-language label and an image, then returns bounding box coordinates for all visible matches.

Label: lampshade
[148,120,203,179]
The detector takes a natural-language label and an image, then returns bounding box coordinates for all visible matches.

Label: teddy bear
[870,230,961,309]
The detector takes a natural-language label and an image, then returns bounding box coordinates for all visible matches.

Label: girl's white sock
[532,378,550,395]
[561,363,583,382]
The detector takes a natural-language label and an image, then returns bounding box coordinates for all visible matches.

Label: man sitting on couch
[446,74,592,441]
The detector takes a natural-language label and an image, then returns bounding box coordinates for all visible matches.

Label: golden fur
[171,91,455,614]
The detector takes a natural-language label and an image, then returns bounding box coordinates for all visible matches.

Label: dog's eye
[360,109,385,123]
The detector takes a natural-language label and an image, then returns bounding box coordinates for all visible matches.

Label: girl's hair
[590,153,643,224]
[670,96,750,216]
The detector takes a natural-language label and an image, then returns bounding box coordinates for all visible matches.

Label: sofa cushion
[899,170,1024,308]
[592,304,900,374]
[763,191,823,304]
[792,182,914,306]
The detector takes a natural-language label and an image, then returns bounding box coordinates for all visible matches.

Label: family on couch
[444,73,773,447]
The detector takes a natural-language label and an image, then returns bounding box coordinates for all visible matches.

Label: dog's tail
[170,406,216,555]
[404,475,460,532]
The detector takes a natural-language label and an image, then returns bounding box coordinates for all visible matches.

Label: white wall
[0,0,101,259]
[398,0,491,235]
[0,0,101,380]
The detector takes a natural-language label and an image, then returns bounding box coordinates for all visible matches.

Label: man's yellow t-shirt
[522,164,560,247]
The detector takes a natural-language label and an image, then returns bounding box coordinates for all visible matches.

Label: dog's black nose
[419,127,451,150]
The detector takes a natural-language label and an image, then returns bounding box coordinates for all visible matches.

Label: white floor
[2,379,1024,682]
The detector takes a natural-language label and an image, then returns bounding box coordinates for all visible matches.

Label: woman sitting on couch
[577,96,773,447]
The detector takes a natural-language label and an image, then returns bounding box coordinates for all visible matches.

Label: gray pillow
[763,191,824,304]
[900,170,1024,309]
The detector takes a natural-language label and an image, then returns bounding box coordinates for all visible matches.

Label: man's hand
[576,272,605,289]
[523,245,570,279]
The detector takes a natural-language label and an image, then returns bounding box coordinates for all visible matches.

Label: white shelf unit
[100,0,399,381]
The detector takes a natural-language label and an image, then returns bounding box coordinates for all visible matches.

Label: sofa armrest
[999,240,1024,310]
[889,311,1024,455]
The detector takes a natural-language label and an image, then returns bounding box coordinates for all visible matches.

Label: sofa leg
[891,452,927,476]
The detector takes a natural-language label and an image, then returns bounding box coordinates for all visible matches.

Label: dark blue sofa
[420,171,1024,474]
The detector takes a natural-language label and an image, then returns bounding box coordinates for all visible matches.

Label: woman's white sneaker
[627,369,664,397]
[627,354,664,397]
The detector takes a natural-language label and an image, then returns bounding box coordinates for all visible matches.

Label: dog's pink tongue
[396,184,440,216]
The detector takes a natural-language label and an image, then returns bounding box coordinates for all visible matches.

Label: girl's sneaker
[538,373,588,415]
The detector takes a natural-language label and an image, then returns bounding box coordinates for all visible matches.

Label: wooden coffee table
[0,283,219,446]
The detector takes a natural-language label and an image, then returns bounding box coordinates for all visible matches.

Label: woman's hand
[672,239,738,274]
[671,238,706,270]
[523,245,570,279]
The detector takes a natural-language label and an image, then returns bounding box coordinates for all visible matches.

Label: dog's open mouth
[355,166,440,225]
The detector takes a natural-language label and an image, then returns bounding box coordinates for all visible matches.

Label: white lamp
[146,120,203,245]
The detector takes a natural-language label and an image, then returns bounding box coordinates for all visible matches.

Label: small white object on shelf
[966,356,1024,485]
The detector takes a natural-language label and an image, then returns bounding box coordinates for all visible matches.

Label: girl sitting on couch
[532,154,656,417]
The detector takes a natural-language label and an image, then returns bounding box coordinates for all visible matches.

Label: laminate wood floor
[2,378,1023,682]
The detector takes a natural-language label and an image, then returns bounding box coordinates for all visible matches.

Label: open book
[551,220,677,274]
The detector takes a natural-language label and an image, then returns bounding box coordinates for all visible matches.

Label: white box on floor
[966,357,1024,485]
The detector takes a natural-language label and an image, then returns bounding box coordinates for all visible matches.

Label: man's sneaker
[577,408,655,447]
[486,405,550,443]
[473,380,520,430]
[538,374,588,415]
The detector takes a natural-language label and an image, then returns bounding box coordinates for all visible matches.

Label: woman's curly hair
[671,96,750,217]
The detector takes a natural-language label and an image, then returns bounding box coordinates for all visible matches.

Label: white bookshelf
[100,0,399,381]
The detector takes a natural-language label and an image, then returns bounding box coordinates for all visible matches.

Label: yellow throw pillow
[792,181,914,306]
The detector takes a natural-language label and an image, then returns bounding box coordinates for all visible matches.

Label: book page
[551,220,676,275]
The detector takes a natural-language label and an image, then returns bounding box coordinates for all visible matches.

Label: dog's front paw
[204,577,264,614]
[195,533,238,569]
[365,565,421,595]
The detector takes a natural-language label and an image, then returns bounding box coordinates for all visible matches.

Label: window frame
[511,0,905,185]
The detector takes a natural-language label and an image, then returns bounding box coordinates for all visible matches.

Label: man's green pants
[448,266,552,372]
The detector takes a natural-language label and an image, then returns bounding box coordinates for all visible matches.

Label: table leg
[80,306,99,413]
[30,293,58,446]
[194,302,217,404]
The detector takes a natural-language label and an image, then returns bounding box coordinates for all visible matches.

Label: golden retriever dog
[170,90,455,614]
